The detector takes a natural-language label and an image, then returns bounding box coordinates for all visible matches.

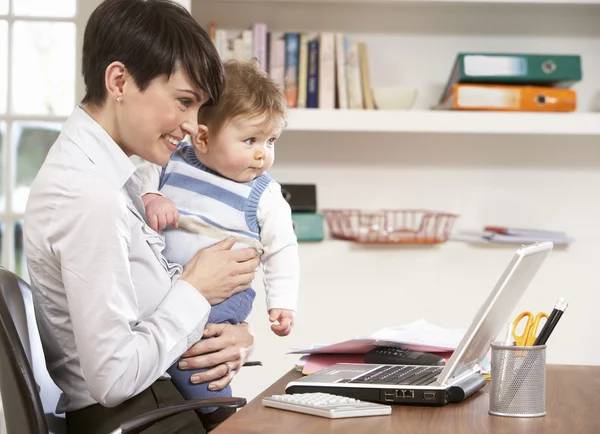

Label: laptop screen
[436,242,553,385]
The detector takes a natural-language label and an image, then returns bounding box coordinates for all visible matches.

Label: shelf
[220,0,600,5]
[284,109,600,135]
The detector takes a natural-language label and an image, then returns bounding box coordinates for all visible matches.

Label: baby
[138,59,299,417]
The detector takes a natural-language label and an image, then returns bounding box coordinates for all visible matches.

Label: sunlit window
[11,21,75,115]
[0,0,77,279]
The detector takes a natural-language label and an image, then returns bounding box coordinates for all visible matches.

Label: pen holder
[489,343,546,418]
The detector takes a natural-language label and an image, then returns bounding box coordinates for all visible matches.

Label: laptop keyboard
[340,365,443,386]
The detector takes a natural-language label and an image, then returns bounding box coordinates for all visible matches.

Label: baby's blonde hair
[197,59,286,133]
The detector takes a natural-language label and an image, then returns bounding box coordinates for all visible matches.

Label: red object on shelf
[322,209,459,244]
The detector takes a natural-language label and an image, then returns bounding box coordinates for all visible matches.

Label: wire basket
[322,209,458,244]
[489,343,546,418]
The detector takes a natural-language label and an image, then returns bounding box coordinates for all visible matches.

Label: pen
[505,298,569,405]
[243,361,263,367]
[533,297,568,346]
[534,298,568,346]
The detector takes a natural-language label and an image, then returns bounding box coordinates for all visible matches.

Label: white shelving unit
[194,0,600,403]
[285,109,600,135]
[222,0,600,4]
[204,0,600,138]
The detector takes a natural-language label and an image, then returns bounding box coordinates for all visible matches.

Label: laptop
[286,241,553,406]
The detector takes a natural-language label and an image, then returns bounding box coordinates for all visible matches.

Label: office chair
[0,268,246,434]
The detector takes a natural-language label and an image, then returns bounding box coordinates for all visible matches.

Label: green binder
[439,53,582,103]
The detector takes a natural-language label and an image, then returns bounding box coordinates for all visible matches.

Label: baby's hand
[142,193,179,232]
[268,308,295,337]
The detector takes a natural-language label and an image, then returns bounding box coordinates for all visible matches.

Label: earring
[116,96,123,102]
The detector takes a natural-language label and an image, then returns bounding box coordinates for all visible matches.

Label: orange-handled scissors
[512,311,548,346]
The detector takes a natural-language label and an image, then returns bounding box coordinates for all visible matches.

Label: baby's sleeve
[137,162,164,196]
[256,182,299,312]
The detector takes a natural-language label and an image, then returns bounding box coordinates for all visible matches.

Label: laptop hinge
[439,362,480,386]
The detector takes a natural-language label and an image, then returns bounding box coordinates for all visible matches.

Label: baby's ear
[192,125,209,154]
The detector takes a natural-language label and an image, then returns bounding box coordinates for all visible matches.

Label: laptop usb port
[383,391,394,402]
[423,392,436,400]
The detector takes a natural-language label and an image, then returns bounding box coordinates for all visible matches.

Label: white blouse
[23,106,210,413]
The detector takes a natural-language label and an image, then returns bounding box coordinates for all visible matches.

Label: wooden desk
[214,365,600,434]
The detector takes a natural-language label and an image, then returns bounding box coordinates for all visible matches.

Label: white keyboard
[262,392,392,419]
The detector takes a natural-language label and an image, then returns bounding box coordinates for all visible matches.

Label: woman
[23,1,257,433]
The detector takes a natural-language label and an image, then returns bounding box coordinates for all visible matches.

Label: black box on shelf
[280,184,317,213]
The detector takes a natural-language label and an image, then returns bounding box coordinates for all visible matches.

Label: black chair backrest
[0,267,48,434]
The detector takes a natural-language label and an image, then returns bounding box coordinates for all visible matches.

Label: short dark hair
[198,59,287,133]
[82,0,223,107]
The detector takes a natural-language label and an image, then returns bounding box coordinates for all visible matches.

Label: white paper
[370,319,465,351]
[451,230,573,245]
[288,319,466,355]
[288,338,376,355]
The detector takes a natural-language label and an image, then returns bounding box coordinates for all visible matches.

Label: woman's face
[118,67,205,166]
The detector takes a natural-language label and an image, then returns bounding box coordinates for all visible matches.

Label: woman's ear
[105,61,127,102]
[193,125,210,154]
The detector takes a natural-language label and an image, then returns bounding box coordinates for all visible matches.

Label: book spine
[346,41,363,109]
[242,30,253,60]
[297,34,309,109]
[269,34,286,92]
[358,42,374,110]
[252,23,268,70]
[459,53,582,86]
[318,32,335,110]
[335,33,348,109]
[284,33,300,108]
[307,39,319,109]
[443,84,576,112]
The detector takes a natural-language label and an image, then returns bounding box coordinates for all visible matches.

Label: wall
[193,0,600,401]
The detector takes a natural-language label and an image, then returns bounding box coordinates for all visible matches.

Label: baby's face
[205,115,282,183]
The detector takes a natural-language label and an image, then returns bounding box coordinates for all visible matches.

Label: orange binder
[437,84,576,112]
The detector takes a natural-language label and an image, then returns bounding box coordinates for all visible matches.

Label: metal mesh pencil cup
[489,343,546,418]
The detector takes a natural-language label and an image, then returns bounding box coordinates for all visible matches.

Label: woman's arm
[178,322,255,390]
[54,187,210,407]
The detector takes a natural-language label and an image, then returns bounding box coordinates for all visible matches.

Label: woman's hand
[179,323,255,390]
[181,238,260,305]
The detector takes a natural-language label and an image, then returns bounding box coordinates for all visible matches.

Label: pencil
[533,298,567,346]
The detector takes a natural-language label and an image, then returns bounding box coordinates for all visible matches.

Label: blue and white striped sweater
[158,143,274,267]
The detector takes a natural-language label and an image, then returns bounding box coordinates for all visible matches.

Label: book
[346,41,363,109]
[437,84,576,112]
[358,42,375,110]
[284,33,300,108]
[306,39,319,108]
[252,23,268,71]
[335,33,348,109]
[439,53,582,104]
[268,33,286,92]
[318,32,336,109]
[296,34,309,109]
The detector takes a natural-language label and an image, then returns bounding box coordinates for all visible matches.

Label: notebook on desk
[286,241,553,406]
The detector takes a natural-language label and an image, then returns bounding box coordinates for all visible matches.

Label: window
[0,1,78,279]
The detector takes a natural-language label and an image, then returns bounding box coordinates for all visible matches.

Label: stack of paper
[370,320,465,352]
[290,319,465,355]
[289,319,464,375]
[452,226,573,245]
